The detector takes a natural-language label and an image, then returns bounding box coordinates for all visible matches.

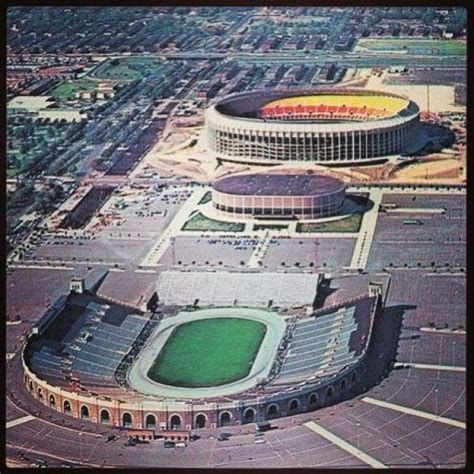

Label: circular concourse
[205,89,420,165]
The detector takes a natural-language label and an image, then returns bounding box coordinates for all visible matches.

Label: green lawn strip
[254,224,289,231]
[147,318,267,387]
[93,57,161,81]
[181,212,244,232]
[296,212,363,233]
[198,191,212,205]
[356,39,465,56]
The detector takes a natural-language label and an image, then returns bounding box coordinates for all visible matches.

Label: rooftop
[213,172,345,196]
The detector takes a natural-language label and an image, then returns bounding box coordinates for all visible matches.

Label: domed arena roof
[212,170,345,197]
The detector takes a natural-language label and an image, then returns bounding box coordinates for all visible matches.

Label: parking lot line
[394,362,465,372]
[303,421,388,469]
[361,397,466,429]
[7,415,36,429]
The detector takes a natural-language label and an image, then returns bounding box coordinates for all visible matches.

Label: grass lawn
[147,318,267,387]
[182,212,245,232]
[49,79,98,101]
[254,223,289,231]
[297,212,364,233]
[198,191,212,205]
[7,167,19,178]
[93,57,161,81]
[355,38,466,56]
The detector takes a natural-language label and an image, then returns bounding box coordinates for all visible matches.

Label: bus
[402,219,423,225]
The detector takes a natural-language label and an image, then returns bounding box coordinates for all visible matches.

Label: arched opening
[100,409,110,424]
[80,405,89,420]
[220,411,232,427]
[340,378,347,392]
[267,404,278,417]
[308,393,318,407]
[243,408,256,424]
[122,412,132,427]
[37,388,43,401]
[145,414,156,429]
[29,381,33,392]
[326,386,334,400]
[63,400,71,414]
[170,414,181,430]
[352,372,357,383]
[289,399,299,412]
[49,394,56,408]
[195,413,207,429]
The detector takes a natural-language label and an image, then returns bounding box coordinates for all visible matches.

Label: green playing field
[147,318,267,388]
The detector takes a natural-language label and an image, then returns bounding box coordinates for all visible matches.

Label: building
[22,275,382,429]
[212,169,346,219]
[205,89,420,165]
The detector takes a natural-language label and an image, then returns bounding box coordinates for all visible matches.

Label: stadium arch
[326,385,334,401]
[289,398,300,412]
[122,412,133,427]
[80,404,90,420]
[194,413,207,429]
[219,411,232,427]
[63,400,72,414]
[145,413,156,429]
[267,403,279,417]
[169,414,182,429]
[243,407,256,423]
[49,394,56,408]
[308,392,319,407]
[100,409,111,424]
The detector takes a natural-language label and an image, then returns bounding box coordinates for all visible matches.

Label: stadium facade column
[352,131,356,161]
[138,405,145,430]
[186,402,193,431]
[93,396,100,424]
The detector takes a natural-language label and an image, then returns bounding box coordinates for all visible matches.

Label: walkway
[303,421,388,469]
[349,188,383,270]
[362,397,465,429]
[140,187,208,267]
[7,415,36,429]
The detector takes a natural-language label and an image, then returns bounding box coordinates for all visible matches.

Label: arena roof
[156,271,320,307]
[212,172,345,197]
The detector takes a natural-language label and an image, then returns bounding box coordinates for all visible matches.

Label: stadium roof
[156,271,320,307]
[213,172,345,196]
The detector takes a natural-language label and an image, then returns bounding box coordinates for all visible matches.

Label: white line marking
[362,397,465,429]
[303,421,388,469]
[9,264,75,271]
[394,362,465,372]
[6,415,36,429]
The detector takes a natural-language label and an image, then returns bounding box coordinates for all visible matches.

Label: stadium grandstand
[22,273,384,428]
[156,270,323,308]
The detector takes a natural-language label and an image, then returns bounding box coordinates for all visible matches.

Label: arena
[212,169,346,219]
[21,273,382,430]
[205,89,420,165]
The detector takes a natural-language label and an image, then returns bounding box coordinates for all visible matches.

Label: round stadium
[205,88,420,165]
[211,168,346,219]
